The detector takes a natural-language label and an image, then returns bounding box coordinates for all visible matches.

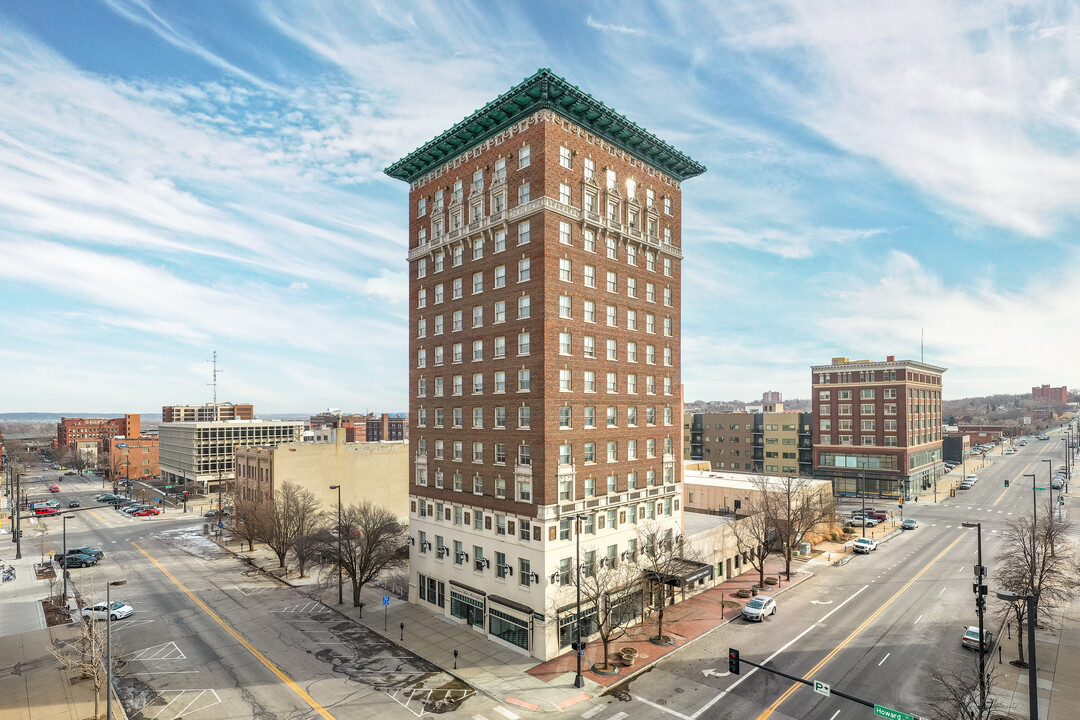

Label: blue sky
[1,0,1078,414]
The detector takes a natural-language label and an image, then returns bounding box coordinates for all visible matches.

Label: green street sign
[874,705,914,720]
[1035,487,1047,491]
[165,485,173,489]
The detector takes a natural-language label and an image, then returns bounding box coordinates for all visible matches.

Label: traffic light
[1060,496,1065,506]
[1004,478,1010,488]
[729,648,740,675]
[898,496,903,507]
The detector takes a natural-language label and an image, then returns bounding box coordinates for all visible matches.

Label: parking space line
[132,542,337,720]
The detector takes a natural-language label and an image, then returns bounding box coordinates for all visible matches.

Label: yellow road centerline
[132,541,337,720]
[754,532,967,720]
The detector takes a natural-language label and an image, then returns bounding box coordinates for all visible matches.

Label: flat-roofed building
[812,356,946,498]
[159,419,304,494]
[162,403,254,423]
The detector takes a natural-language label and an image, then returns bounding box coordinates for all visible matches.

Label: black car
[63,553,98,568]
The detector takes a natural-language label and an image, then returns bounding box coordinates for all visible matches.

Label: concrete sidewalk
[0,541,124,720]
[228,537,815,712]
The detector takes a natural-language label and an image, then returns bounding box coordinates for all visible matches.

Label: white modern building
[159,419,304,494]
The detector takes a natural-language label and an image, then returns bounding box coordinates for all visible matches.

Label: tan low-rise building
[233,430,409,521]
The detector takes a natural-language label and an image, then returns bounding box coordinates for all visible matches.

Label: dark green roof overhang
[385,68,706,184]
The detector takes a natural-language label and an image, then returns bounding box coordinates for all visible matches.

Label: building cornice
[385,68,706,184]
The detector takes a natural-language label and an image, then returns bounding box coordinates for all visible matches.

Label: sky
[1,0,1078,414]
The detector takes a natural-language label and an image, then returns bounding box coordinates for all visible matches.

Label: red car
[34,507,59,516]
[49,485,60,492]
[133,508,160,516]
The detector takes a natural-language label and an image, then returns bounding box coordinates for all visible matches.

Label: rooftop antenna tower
[208,350,222,421]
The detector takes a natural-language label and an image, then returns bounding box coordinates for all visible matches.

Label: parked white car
[741,595,776,622]
[81,601,133,621]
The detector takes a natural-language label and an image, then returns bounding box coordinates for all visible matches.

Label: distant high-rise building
[162,403,254,423]
[387,68,705,659]
[1032,384,1068,405]
[811,356,946,498]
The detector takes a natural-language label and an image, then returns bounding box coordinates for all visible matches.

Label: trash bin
[799,542,812,555]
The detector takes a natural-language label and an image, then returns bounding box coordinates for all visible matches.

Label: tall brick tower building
[387,69,704,660]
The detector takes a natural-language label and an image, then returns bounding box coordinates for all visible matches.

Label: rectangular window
[472,372,483,393]
[472,272,483,294]
[518,183,531,205]
[518,145,530,169]
[494,301,505,323]
[559,406,572,428]
[607,306,617,326]
[560,257,572,282]
[518,258,531,281]
[472,307,483,329]
[559,368,571,391]
[518,369,530,391]
[494,441,506,462]
[584,371,596,393]
[518,332,530,356]
[584,335,596,358]
[518,295,531,318]
[494,230,506,252]
[518,221,530,245]
[494,406,506,428]
[583,443,595,463]
[559,145,572,169]
[583,230,595,253]
[559,219,571,244]
[584,300,595,323]
[494,372,505,394]
[607,271,617,293]
[584,407,596,428]
[584,265,596,288]
[559,184,572,206]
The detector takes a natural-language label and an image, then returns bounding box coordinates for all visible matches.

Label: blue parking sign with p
[382,596,390,606]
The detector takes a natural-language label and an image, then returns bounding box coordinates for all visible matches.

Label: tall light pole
[106,578,128,720]
[573,513,588,689]
[961,521,987,712]
[329,485,342,605]
[62,514,70,603]
[1043,458,1053,507]
[14,469,22,560]
[998,590,1037,720]
[1022,472,1037,628]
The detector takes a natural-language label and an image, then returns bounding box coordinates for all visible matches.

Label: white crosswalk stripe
[494,707,521,720]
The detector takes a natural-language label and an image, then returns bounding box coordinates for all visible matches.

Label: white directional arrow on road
[809,600,834,605]
[702,668,730,678]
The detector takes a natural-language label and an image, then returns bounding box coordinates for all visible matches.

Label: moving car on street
[901,518,919,530]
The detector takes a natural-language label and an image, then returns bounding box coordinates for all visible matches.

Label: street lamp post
[14,470,22,560]
[106,579,128,720]
[62,515,70,603]
[961,521,987,712]
[1022,472,1037,628]
[573,513,588,689]
[329,485,342,605]
[1043,458,1053,507]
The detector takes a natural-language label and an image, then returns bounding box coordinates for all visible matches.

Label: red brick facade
[57,414,140,451]
[406,110,685,516]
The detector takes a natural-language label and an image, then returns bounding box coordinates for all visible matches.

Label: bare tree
[230,495,264,552]
[924,656,1015,720]
[771,474,834,579]
[730,475,779,588]
[634,521,695,644]
[321,501,407,607]
[257,481,323,570]
[994,507,1076,665]
[50,583,111,720]
[570,547,642,671]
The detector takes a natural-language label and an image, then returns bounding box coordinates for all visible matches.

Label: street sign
[165,485,173,489]
[874,705,914,720]
[813,680,830,697]
[382,596,391,606]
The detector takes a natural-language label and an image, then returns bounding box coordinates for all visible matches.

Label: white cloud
[586,15,645,36]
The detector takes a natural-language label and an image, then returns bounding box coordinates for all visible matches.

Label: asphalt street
[616,434,1073,720]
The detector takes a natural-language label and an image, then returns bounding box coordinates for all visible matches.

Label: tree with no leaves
[568,544,642,671]
[50,582,112,720]
[729,475,780,588]
[230,495,264,552]
[257,481,323,569]
[993,506,1076,666]
[771,474,834,579]
[321,501,407,607]
[634,520,694,644]
[924,656,1013,720]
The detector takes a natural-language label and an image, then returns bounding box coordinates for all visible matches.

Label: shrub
[841,526,853,534]
[830,532,839,541]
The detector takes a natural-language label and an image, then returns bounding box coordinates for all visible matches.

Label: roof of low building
[683,468,832,491]
[385,68,706,184]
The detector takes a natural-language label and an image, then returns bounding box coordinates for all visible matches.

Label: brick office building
[811,356,946,499]
[57,415,141,459]
[1032,384,1068,405]
[387,69,705,659]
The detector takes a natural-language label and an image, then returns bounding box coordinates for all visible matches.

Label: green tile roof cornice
[385,68,706,184]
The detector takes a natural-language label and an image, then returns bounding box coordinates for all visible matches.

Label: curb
[603,569,816,696]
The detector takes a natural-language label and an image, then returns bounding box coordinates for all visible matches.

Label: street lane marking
[132,542,337,720]
[878,653,890,666]
[914,615,923,624]
[828,711,840,720]
[753,532,967,720]
[581,706,604,719]
[494,707,521,720]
